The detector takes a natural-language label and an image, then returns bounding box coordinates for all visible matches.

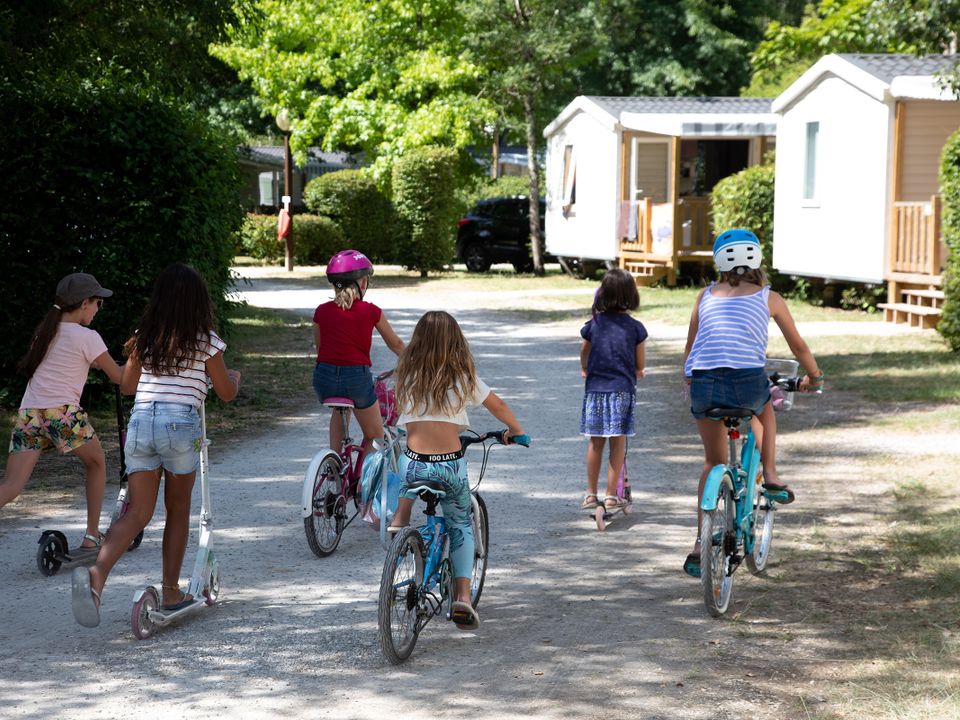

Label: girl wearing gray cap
[0,273,123,550]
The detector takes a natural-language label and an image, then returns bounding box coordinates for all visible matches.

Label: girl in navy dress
[579,269,648,511]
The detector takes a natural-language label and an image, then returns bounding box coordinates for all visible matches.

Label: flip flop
[71,567,101,627]
[762,481,796,505]
[451,601,480,631]
[683,552,701,578]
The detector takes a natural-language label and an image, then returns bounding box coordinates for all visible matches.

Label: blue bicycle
[700,374,802,617]
[377,429,529,664]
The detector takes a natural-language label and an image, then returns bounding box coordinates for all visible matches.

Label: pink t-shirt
[20,322,108,409]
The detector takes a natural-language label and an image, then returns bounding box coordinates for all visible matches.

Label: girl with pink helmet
[313,250,405,456]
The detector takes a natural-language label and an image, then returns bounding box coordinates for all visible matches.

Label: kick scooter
[36,386,144,576]
[589,443,633,532]
[130,399,220,639]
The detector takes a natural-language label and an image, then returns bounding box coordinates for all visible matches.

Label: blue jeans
[398,454,474,579]
[689,367,771,420]
[125,402,201,475]
[312,363,377,410]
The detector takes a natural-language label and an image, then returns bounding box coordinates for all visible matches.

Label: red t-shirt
[313,300,382,366]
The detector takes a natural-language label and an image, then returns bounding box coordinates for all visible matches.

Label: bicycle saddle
[705,406,754,420]
[407,478,447,497]
[322,396,355,408]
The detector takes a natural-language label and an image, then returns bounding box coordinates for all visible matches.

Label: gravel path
[0,270,938,719]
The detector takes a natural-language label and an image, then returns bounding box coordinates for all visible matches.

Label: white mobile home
[543,96,776,283]
[772,53,960,327]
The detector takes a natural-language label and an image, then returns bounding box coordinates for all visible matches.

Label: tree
[580,0,788,98]
[461,0,597,276]
[212,0,498,181]
[745,0,960,97]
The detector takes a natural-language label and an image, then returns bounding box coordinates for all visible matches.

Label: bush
[0,79,243,405]
[939,129,960,350]
[392,146,460,274]
[710,155,786,290]
[302,170,399,262]
[239,214,343,265]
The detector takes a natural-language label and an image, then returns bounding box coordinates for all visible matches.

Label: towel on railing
[618,200,639,240]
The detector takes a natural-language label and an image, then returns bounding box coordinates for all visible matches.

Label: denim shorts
[313,363,377,410]
[689,367,771,420]
[125,402,202,475]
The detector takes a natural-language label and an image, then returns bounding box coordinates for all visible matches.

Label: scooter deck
[590,501,633,531]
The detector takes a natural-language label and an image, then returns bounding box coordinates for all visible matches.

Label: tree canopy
[211,0,498,179]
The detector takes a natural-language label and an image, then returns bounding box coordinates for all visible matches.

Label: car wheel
[464,243,492,273]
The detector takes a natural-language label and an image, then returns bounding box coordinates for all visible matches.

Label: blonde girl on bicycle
[579,268,648,511]
[681,229,823,577]
[387,310,525,631]
[0,273,122,549]
[313,250,404,458]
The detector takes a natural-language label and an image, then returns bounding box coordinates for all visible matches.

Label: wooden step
[901,288,945,308]
[878,302,941,329]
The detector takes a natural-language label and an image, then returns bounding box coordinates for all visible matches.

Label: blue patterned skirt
[580,391,636,437]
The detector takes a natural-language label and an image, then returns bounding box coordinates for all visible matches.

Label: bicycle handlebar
[460,430,531,449]
[769,373,823,395]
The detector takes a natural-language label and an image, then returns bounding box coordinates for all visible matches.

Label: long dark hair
[17,297,84,379]
[124,263,215,374]
[592,268,640,315]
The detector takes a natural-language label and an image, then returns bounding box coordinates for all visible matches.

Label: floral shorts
[9,405,97,454]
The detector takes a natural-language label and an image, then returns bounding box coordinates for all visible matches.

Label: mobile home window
[562,144,577,215]
[803,121,819,200]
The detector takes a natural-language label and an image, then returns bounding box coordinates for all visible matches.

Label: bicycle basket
[375,373,399,427]
[765,358,799,411]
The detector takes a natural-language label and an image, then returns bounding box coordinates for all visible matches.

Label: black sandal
[762,481,796,505]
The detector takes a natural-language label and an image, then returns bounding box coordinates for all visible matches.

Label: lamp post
[276,109,294,271]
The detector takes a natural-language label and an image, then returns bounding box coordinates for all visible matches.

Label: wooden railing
[621,198,653,254]
[891,195,942,276]
[676,197,712,254]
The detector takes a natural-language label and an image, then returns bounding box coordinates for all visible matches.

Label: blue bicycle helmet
[713,228,761,273]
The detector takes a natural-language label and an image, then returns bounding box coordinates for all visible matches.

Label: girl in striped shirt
[72,263,240,627]
[681,229,822,578]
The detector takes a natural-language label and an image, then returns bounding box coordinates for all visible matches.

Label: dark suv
[456,196,547,272]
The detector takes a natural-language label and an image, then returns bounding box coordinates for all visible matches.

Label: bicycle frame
[699,417,762,559]
[411,512,452,633]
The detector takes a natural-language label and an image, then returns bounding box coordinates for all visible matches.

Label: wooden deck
[618,197,714,285]
[884,195,946,328]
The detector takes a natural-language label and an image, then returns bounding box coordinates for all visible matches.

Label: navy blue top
[580,312,648,393]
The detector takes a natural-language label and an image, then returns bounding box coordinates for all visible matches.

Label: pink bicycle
[300,369,401,557]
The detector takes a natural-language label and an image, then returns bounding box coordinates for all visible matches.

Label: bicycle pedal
[764,490,791,504]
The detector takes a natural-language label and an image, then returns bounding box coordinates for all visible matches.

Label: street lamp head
[275,108,292,133]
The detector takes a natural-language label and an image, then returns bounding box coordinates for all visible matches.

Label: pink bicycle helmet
[326,249,374,289]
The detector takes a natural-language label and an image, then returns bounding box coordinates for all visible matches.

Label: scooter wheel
[131,586,160,640]
[36,534,66,576]
[203,560,220,606]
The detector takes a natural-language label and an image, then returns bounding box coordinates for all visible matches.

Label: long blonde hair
[395,311,478,416]
[333,284,362,310]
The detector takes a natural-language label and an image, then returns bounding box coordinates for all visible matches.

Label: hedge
[938,129,960,350]
[392,146,460,275]
[710,155,785,289]
[239,214,344,266]
[302,170,399,262]
[0,79,242,405]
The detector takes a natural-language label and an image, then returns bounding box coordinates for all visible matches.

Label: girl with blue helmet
[681,229,824,578]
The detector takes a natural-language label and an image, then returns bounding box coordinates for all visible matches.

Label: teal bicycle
[699,373,803,617]
[377,429,529,664]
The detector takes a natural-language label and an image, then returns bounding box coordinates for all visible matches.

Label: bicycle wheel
[701,476,735,617]
[469,492,489,608]
[303,453,345,557]
[378,527,425,664]
[746,492,776,574]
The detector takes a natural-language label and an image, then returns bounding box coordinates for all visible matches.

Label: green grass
[768,332,960,403]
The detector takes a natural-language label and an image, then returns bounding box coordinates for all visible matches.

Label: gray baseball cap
[56,273,114,305]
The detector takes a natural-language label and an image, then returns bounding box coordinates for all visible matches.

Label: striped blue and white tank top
[684,285,770,376]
